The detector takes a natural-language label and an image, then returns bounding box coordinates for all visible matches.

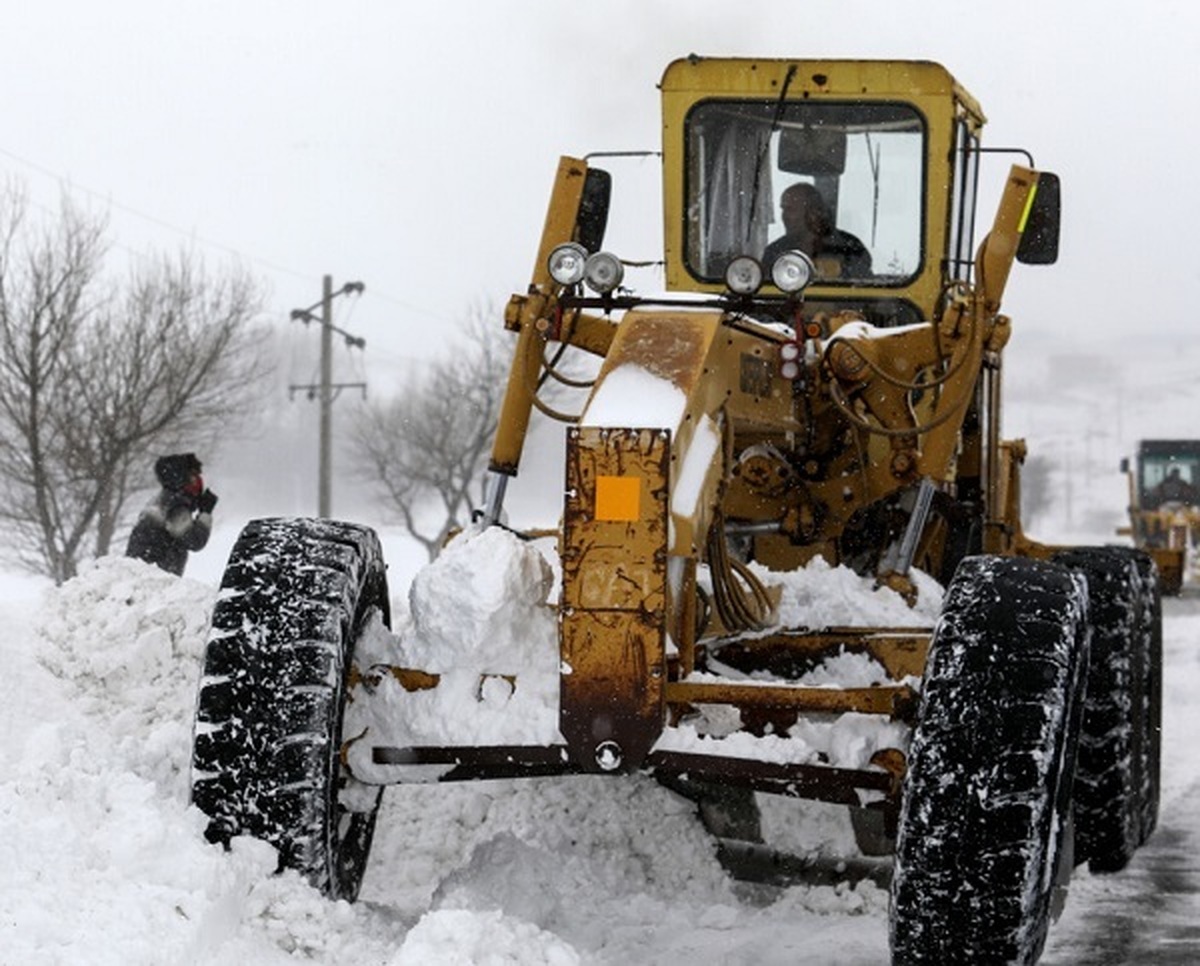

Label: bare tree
[348,307,511,560]
[0,186,272,582]
[76,252,270,555]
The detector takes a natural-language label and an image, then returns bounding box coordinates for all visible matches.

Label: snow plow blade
[371,744,898,804]
[715,839,892,889]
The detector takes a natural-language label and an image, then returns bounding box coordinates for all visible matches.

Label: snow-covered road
[1041,594,1200,965]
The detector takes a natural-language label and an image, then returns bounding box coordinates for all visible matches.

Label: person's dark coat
[125,453,216,576]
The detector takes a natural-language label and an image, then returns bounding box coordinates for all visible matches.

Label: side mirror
[576,167,612,254]
[1119,457,1130,474]
[1017,172,1060,265]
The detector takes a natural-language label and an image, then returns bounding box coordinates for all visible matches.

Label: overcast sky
[6,0,1198,398]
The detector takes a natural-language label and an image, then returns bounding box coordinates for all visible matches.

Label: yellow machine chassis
[368,58,1063,844]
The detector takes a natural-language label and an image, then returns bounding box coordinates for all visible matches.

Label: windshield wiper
[745,64,798,249]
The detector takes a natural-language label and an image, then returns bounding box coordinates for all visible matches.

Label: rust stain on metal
[608,312,713,392]
[386,667,441,692]
[708,629,931,682]
[560,427,671,770]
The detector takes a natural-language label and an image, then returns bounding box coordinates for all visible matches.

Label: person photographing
[125,452,217,576]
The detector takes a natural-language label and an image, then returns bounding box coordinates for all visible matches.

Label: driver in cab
[762,182,872,279]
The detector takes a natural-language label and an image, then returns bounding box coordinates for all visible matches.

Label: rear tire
[1132,549,1163,844]
[1053,546,1149,873]
[889,556,1089,965]
[190,518,390,901]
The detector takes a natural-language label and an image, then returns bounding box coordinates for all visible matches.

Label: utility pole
[290,275,366,517]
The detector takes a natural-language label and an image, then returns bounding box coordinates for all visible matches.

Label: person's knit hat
[154,453,202,490]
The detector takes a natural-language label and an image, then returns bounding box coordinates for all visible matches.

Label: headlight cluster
[724,250,815,296]
[547,243,625,294]
[548,243,814,298]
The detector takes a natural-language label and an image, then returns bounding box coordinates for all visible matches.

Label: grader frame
[369,58,1062,834]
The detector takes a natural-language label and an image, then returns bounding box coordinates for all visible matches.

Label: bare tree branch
[347,305,511,560]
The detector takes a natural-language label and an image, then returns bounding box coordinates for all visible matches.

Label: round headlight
[725,256,764,295]
[771,250,816,294]
[583,251,624,294]
[547,242,588,286]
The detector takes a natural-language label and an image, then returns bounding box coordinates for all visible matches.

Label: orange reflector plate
[595,475,641,521]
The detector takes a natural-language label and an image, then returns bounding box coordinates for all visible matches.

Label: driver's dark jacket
[762,228,872,278]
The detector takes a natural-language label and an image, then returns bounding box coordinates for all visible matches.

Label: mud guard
[560,426,670,772]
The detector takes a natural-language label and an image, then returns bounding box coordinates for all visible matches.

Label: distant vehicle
[1118,438,1200,593]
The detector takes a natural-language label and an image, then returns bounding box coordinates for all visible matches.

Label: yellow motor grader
[1117,438,1200,594]
[191,58,1161,964]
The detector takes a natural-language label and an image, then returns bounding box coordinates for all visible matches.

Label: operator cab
[683,99,921,290]
[540,59,1057,333]
[1133,440,1200,509]
[660,58,990,327]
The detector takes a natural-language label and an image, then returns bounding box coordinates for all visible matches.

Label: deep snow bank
[2,539,930,965]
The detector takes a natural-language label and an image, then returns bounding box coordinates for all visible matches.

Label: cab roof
[659,56,985,125]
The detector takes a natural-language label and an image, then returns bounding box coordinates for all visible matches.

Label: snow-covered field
[2,531,1198,965]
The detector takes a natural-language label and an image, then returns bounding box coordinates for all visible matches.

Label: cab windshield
[684,99,925,286]
[1140,451,1200,507]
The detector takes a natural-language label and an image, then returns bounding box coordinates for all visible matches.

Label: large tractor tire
[890,556,1089,966]
[190,517,390,901]
[1053,546,1157,872]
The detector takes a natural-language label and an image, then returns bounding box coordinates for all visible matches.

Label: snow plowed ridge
[34,556,217,796]
[4,547,950,963]
[15,545,1199,963]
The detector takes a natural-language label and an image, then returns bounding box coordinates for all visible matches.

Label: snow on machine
[191,58,1161,964]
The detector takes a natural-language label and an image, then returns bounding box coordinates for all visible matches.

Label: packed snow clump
[6,556,408,965]
[406,524,556,674]
[346,525,563,763]
[759,554,943,629]
[393,907,583,965]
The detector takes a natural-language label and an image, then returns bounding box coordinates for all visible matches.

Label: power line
[0,143,312,282]
[0,141,462,327]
